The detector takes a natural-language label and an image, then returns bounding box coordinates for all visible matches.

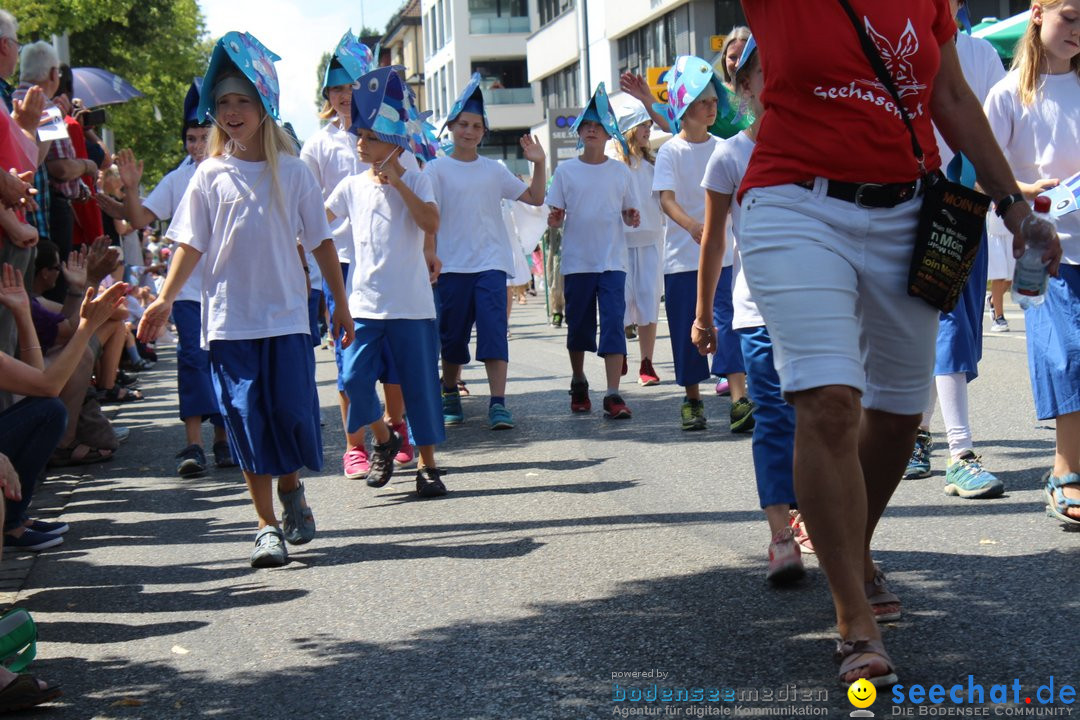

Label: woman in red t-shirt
[723,0,1063,688]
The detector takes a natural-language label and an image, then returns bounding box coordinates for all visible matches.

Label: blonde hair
[319,99,336,120]
[613,123,654,167]
[1013,0,1080,105]
[717,26,751,84]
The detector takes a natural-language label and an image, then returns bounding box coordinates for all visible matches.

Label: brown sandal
[835,638,898,688]
[865,568,901,622]
[0,673,62,712]
[48,444,114,468]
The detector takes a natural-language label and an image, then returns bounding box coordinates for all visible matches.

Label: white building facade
[422,0,545,176]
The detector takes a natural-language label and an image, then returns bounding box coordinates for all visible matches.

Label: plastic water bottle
[1012,196,1053,308]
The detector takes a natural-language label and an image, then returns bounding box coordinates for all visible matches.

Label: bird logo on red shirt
[861,18,926,98]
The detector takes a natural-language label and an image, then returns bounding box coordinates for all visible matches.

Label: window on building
[445,0,453,42]
[540,62,580,114]
[617,5,692,78]
[424,10,432,57]
[439,68,448,119]
[713,0,748,35]
[479,129,530,177]
[469,0,530,33]
[436,0,445,48]
[472,59,531,105]
[538,0,574,28]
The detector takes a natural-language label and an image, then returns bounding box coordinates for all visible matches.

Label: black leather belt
[798,179,921,209]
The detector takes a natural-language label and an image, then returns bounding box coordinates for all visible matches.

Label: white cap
[616,100,651,135]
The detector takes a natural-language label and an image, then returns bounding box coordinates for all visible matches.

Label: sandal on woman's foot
[102,385,143,403]
[788,510,815,554]
[835,638,898,688]
[865,568,901,622]
[0,673,61,712]
[1044,471,1080,526]
[456,379,469,396]
[48,444,113,468]
[278,484,316,545]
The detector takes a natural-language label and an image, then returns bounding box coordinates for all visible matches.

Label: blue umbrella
[71,67,145,107]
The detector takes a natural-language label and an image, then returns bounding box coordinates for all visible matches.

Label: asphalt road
[14,295,1079,719]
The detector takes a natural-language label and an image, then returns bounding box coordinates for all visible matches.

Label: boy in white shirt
[425,73,547,431]
[546,83,640,419]
[327,67,448,498]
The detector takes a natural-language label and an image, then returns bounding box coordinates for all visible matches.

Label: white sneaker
[990,316,1009,332]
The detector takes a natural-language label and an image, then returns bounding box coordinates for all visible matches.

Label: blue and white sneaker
[944,451,1004,499]
[903,430,932,479]
[488,403,515,430]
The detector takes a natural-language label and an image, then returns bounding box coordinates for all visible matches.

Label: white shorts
[738,180,939,415]
[986,233,1017,281]
[624,243,662,326]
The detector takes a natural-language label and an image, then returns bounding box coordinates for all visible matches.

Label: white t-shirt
[985,70,1080,265]
[425,156,528,274]
[653,135,722,274]
[144,159,203,303]
[166,155,332,346]
[325,169,437,320]
[545,157,636,275]
[702,131,764,330]
[300,119,420,264]
[936,32,1007,170]
[605,144,664,249]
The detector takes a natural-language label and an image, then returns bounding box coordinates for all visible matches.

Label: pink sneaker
[343,446,370,479]
[767,527,805,585]
[391,421,415,466]
[715,378,730,396]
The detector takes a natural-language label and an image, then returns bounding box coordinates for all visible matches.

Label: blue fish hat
[322,30,374,96]
[654,55,729,134]
[442,72,488,135]
[733,36,758,79]
[183,78,206,125]
[350,66,440,162]
[571,82,629,156]
[198,31,282,122]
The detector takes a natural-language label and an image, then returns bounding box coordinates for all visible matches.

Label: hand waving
[115,149,144,193]
[519,134,546,164]
[61,245,90,290]
[0,264,30,316]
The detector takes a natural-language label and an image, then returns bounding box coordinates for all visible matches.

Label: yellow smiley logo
[848,678,877,708]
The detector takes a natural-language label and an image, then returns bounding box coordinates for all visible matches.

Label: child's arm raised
[312,239,354,349]
[516,135,548,206]
[693,189,730,356]
[378,154,439,234]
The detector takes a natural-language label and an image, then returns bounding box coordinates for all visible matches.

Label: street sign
[646,66,670,103]
[548,107,582,170]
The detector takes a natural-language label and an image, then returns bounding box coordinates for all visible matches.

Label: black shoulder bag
[838,0,991,313]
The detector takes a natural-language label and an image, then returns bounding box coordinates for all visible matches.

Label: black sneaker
[175,444,207,477]
[415,466,447,498]
[367,430,402,488]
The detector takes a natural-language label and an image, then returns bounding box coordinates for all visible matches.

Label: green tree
[10,0,210,188]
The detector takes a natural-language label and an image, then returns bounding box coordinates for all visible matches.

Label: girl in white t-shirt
[546,83,640,419]
[138,33,353,568]
[300,32,417,481]
[984,0,1080,526]
[424,74,547,431]
[696,37,807,585]
[327,67,447,498]
[610,101,664,389]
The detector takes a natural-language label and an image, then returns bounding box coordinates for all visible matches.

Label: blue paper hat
[653,55,729,134]
[198,31,282,122]
[957,3,973,33]
[734,36,758,78]
[442,72,488,135]
[350,66,440,162]
[571,82,629,156]
[183,78,206,125]
[323,30,374,93]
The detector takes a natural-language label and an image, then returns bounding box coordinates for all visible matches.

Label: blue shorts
[438,270,509,364]
[739,326,796,509]
[1026,265,1080,420]
[341,318,446,446]
[209,334,322,476]
[307,288,324,348]
[563,271,627,356]
[711,265,745,376]
[935,230,988,380]
[173,300,223,427]
[663,271,710,388]
[326,263,400,390]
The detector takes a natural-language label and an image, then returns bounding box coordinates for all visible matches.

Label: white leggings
[922,372,972,458]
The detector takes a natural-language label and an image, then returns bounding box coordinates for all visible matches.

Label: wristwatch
[994,192,1026,218]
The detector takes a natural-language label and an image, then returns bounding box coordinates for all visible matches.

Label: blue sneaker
[903,431,932,479]
[442,389,464,425]
[488,403,514,430]
[944,452,1004,499]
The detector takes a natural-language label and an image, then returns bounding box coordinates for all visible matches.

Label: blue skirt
[209,334,323,475]
[934,231,988,380]
[1026,265,1080,420]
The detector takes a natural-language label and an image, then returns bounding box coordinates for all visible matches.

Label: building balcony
[487,86,534,105]
[470,15,531,34]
